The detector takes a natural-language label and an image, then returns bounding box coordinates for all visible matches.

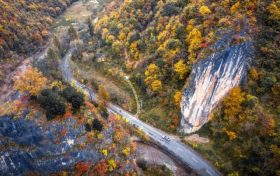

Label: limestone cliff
[180,33,253,133]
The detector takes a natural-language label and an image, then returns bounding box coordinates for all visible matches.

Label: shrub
[37,89,66,120]
[137,159,147,171]
[161,4,180,16]
[92,119,103,132]
[61,86,84,113]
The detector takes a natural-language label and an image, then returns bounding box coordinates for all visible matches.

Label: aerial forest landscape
[0,0,279,175]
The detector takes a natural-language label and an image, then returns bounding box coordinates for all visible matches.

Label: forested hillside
[0,0,279,175]
[85,0,280,175]
[0,0,77,59]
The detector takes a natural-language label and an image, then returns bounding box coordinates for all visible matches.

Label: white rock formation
[180,39,253,133]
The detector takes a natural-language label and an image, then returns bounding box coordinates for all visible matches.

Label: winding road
[61,48,221,176]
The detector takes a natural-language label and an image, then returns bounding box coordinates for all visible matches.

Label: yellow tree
[267,2,280,21]
[144,64,162,92]
[222,87,244,118]
[98,85,110,102]
[258,109,276,137]
[199,5,211,16]
[14,67,47,96]
[174,59,188,79]
[186,28,202,63]
[97,85,110,111]
[230,1,240,14]
[173,91,182,107]
[151,80,162,92]
[144,63,159,85]
[107,159,117,172]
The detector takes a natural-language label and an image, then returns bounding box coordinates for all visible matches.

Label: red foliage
[59,128,68,137]
[76,162,90,173]
[108,114,117,122]
[94,160,108,176]
[63,111,72,118]
[201,42,208,48]
[0,37,5,46]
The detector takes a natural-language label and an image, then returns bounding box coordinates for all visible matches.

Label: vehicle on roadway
[162,135,171,142]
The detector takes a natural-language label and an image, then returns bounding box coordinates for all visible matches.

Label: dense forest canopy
[0,0,279,175]
[0,0,78,59]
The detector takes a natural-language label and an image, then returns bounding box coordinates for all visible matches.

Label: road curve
[61,48,221,176]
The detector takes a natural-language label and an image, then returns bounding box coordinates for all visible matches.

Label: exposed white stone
[180,41,252,133]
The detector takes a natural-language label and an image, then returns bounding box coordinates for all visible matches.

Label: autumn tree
[186,28,202,63]
[151,80,162,92]
[249,68,259,81]
[267,2,280,21]
[76,162,89,174]
[98,85,110,102]
[144,63,162,93]
[107,159,117,172]
[230,1,240,14]
[222,87,244,118]
[94,160,108,176]
[257,109,276,136]
[173,91,182,107]
[199,5,211,16]
[14,67,47,96]
[97,85,110,111]
[174,59,188,79]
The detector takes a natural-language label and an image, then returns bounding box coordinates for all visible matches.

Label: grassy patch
[140,106,176,133]
[184,138,231,173]
[144,165,172,176]
[71,59,137,114]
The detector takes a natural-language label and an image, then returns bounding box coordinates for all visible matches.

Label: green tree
[87,17,94,36]
[54,36,62,55]
[92,119,103,132]
[61,86,84,113]
[38,88,66,120]
[68,25,78,40]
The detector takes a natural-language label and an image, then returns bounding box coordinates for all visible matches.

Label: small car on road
[162,135,171,142]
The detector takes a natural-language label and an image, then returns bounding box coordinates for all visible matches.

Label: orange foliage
[131,142,137,152]
[14,67,47,96]
[114,126,123,142]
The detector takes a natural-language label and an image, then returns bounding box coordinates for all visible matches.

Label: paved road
[61,48,221,176]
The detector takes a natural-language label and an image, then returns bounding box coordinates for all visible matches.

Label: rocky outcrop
[180,34,253,133]
[0,115,100,175]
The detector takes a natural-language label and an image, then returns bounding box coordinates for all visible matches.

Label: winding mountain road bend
[61,48,221,176]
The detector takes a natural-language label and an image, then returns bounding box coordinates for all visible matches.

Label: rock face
[180,33,253,133]
[0,116,100,175]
